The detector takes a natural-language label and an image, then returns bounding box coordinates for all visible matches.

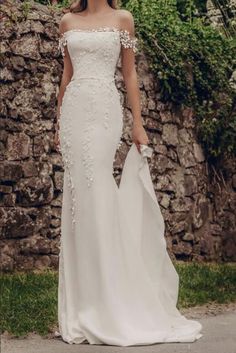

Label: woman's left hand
[131,122,149,153]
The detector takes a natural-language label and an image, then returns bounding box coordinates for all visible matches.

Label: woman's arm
[119,10,149,153]
[54,14,74,151]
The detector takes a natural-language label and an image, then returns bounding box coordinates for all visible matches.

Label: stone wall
[207,0,236,28]
[0,0,235,272]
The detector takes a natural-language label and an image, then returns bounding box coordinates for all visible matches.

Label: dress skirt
[57,77,203,346]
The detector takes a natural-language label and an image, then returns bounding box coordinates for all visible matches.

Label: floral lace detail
[58,34,67,57]
[119,29,138,52]
[81,80,96,187]
[59,84,77,230]
[58,26,138,57]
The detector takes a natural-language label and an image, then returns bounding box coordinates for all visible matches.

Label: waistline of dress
[70,76,115,83]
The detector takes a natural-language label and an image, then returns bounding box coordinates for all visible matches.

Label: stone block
[2,163,23,181]
[182,232,194,242]
[159,193,171,209]
[53,171,63,191]
[22,160,39,177]
[193,142,205,162]
[178,128,192,145]
[172,241,193,257]
[177,145,197,168]
[193,194,209,230]
[184,174,198,196]
[0,185,12,193]
[0,253,14,271]
[4,209,35,238]
[162,124,179,146]
[7,133,30,160]
[170,221,186,234]
[152,154,175,175]
[19,235,51,255]
[10,34,41,60]
[3,193,16,206]
[16,176,54,206]
[170,197,192,213]
[34,255,51,270]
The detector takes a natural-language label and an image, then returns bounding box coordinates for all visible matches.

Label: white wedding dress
[57,26,203,346]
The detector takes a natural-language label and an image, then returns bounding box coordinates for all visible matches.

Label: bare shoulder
[116,9,135,34]
[116,9,134,22]
[59,12,74,34]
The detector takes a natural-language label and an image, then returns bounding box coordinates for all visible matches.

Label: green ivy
[34,0,236,161]
[124,0,236,161]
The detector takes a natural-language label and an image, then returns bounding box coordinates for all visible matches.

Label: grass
[177,262,236,308]
[0,262,235,337]
[0,271,58,337]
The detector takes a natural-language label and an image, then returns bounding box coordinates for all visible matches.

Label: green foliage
[21,1,32,18]
[124,0,236,161]
[33,0,70,7]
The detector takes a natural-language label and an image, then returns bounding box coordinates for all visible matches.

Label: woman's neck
[87,0,111,14]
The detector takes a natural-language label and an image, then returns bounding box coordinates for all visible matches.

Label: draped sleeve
[58,33,67,57]
[120,29,138,53]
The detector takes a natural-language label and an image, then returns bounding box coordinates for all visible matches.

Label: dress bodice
[58,27,138,81]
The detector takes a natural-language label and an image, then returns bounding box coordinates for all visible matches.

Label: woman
[55,0,203,346]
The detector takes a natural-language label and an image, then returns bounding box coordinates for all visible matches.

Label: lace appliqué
[82,81,96,188]
[59,84,77,229]
[119,29,138,53]
[58,27,138,57]
[58,35,67,57]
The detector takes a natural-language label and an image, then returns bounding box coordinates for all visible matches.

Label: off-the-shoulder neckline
[60,26,135,37]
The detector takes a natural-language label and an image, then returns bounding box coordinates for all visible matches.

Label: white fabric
[57,28,203,346]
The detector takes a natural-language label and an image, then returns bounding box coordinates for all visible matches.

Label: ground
[2,303,236,353]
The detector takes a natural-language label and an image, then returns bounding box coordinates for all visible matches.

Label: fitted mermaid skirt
[57,28,203,346]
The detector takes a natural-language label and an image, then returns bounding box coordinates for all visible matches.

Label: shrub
[125,0,236,161]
